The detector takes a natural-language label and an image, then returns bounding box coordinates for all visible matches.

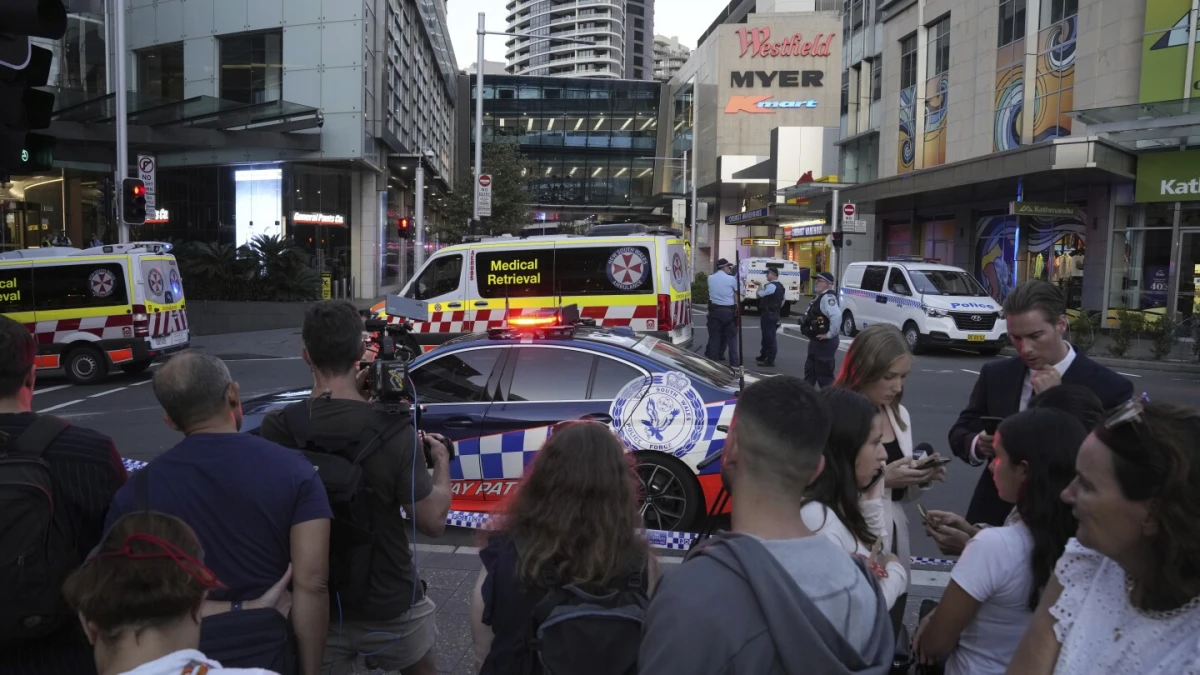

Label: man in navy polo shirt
[105,352,332,675]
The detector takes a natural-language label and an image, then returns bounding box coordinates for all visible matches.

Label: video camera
[362,317,416,404]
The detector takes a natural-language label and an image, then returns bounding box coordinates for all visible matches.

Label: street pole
[114,0,129,243]
[415,161,426,270]
[831,188,840,286]
[689,131,698,275]
[473,12,485,221]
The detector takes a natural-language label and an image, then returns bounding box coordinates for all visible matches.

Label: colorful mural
[923,73,949,167]
[994,40,1025,152]
[1032,16,1076,142]
[974,210,1087,304]
[976,215,1018,303]
[898,86,917,174]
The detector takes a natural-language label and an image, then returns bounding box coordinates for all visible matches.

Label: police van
[839,258,1006,355]
[0,242,190,385]
[374,226,693,348]
[739,257,801,316]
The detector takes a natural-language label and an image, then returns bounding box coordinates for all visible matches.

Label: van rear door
[137,254,189,350]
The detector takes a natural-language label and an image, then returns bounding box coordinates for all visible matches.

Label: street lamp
[473,13,595,221]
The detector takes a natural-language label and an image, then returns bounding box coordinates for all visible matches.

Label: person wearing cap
[803,271,841,387]
[754,268,786,368]
[705,259,740,367]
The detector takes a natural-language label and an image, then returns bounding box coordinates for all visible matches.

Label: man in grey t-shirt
[640,376,893,675]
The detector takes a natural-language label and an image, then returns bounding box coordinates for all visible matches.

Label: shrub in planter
[1146,316,1181,361]
[1068,311,1099,355]
[1106,309,1143,358]
[691,272,710,306]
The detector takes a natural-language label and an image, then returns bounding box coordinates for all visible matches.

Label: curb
[998,348,1200,374]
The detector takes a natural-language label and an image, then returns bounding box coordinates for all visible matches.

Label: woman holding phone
[801,388,908,609]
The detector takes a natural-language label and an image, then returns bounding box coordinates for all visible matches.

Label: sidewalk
[188,328,305,360]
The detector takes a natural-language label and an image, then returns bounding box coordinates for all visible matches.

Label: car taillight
[657,294,674,331]
[132,304,150,337]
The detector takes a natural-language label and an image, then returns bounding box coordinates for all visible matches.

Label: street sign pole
[115,0,129,242]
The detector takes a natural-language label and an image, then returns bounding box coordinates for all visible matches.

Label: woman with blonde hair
[836,324,946,626]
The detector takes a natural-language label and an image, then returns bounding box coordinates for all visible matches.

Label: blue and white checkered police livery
[449,425,552,480]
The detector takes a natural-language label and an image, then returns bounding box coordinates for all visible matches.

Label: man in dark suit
[949,280,1133,526]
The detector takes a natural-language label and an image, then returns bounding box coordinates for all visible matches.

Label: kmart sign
[1136,149,1200,202]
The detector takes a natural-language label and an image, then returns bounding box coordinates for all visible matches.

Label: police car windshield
[633,336,738,389]
[907,270,988,297]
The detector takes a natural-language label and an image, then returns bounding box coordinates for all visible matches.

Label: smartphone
[917,503,930,524]
[917,455,954,468]
[981,416,1004,435]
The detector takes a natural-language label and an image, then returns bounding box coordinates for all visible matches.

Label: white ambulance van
[0,242,190,384]
[839,258,1006,355]
[738,257,802,316]
[373,225,693,348]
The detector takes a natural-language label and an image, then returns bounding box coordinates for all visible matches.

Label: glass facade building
[469,75,663,214]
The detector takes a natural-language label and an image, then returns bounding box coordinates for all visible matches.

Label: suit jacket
[948,352,1134,526]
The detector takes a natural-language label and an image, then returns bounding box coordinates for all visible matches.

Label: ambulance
[738,257,802,316]
[0,242,190,385]
[373,226,693,348]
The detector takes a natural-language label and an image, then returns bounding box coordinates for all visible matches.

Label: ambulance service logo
[147,268,164,295]
[610,371,705,458]
[607,247,650,291]
[88,269,116,297]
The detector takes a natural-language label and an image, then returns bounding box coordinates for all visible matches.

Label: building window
[1041,0,1078,28]
[871,57,882,101]
[138,42,185,100]
[635,31,644,42]
[851,0,864,29]
[841,70,850,116]
[898,34,918,174]
[634,56,644,67]
[629,4,643,15]
[635,18,644,28]
[219,31,283,104]
[1034,3,1076,142]
[999,0,1027,47]
[923,17,950,168]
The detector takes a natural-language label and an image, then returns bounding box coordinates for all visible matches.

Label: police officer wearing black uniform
[802,271,841,387]
[755,268,785,368]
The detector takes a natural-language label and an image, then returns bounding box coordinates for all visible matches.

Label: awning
[1070,97,1200,149]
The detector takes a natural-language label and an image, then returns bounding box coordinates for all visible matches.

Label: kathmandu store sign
[736,28,836,58]
[1136,150,1200,203]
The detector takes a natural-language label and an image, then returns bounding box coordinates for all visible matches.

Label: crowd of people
[2,280,1199,675]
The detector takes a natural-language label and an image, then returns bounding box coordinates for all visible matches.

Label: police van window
[407,254,463,300]
[33,263,129,311]
[409,347,502,403]
[887,268,912,296]
[0,267,34,314]
[908,269,990,297]
[554,246,654,295]
[766,263,784,271]
[475,249,555,298]
[506,347,592,401]
[590,357,643,400]
[860,265,888,292]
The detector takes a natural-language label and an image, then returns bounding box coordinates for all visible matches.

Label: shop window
[220,31,282,104]
[1108,206,1173,320]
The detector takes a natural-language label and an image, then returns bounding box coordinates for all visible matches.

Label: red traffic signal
[398,217,411,239]
[121,177,147,225]
[131,183,145,197]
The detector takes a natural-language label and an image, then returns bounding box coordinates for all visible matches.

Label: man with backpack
[105,352,333,675]
[639,376,895,675]
[0,316,127,675]
[259,300,453,675]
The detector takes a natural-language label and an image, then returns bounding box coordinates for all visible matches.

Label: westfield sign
[737,27,836,58]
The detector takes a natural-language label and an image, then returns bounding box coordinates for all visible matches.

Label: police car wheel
[65,346,107,385]
[841,311,857,337]
[903,322,926,355]
[633,452,701,532]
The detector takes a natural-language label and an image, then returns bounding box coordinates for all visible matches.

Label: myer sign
[1136,149,1200,203]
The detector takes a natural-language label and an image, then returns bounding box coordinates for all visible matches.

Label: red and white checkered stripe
[149,309,189,336]
[25,314,135,345]
[391,305,669,334]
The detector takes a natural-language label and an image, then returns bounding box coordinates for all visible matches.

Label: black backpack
[522,563,650,675]
[799,290,834,338]
[0,415,77,646]
[281,401,412,607]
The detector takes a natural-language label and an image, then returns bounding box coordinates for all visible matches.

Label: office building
[653,35,691,81]
[1,0,458,298]
[503,0,655,80]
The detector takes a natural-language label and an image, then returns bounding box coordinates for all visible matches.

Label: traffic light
[397,217,411,239]
[0,0,68,174]
[122,178,147,225]
[831,231,844,248]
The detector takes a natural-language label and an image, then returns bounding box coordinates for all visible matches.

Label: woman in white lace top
[1007,397,1200,674]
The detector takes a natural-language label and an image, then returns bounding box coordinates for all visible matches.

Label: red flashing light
[509,315,559,327]
[131,185,146,196]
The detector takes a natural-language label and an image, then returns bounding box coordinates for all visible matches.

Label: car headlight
[997,309,1005,319]
[924,306,949,318]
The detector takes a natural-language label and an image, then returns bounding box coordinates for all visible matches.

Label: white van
[738,257,801,316]
[374,227,694,347]
[839,258,1006,354]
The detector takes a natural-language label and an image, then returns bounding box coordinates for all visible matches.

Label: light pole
[472,13,594,220]
[646,155,699,273]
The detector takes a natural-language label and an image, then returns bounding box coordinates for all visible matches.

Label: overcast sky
[446,0,730,68]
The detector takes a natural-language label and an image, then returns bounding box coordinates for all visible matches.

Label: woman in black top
[469,421,659,674]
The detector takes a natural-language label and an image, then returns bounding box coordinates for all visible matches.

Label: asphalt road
[32,311,1200,560]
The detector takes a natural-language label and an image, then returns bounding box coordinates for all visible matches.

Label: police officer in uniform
[705,259,740,367]
[755,268,785,368]
[803,271,841,387]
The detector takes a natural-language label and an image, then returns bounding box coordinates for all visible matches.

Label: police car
[235,309,745,532]
[839,258,1007,355]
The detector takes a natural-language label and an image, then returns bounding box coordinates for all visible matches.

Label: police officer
[803,271,841,387]
[705,258,739,367]
[755,268,785,368]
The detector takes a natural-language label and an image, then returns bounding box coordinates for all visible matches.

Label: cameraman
[260,301,452,675]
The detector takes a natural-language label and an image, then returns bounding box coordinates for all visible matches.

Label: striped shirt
[0,412,127,675]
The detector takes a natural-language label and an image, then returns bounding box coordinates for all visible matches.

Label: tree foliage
[435,140,532,244]
[175,235,321,301]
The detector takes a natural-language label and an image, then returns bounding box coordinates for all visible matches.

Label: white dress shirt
[969,344,1077,464]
